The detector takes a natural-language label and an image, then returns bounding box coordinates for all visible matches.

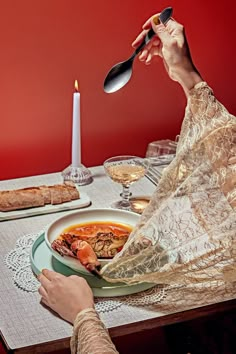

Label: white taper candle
[71,80,81,167]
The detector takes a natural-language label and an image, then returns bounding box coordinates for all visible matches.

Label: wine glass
[104,155,150,211]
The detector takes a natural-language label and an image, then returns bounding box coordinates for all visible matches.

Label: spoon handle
[134,28,156,56]
[133,7,173,57]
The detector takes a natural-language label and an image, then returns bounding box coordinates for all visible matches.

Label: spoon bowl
[104,56,134,94]
[104,7,173,94]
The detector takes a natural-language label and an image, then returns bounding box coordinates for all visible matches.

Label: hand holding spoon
[104,7,173,94]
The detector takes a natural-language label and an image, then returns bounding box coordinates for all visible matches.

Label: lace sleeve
[101,82,236,287]
[70,308,119,354]
[187,81,236,208]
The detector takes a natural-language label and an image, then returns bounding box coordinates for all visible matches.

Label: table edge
[3,298,236,353]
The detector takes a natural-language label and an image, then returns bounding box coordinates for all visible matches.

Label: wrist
[178,70,203,96]
[169,61,203,96]
[72,307,95,325]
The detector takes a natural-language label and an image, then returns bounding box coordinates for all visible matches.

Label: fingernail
[152,15,160,25]
[139,54,145,61]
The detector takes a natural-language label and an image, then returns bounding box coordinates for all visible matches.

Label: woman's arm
[38,269,118,354]
[71,308,118,354]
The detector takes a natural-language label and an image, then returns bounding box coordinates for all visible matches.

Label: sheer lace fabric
[70,82,236,354]
[71,308,118,354]
[101,82,236,286]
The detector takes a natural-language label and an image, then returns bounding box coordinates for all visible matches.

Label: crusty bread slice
[54,184,72,203]
[39,186,51,204]
[65,182,80,200]
[49,185,63,205]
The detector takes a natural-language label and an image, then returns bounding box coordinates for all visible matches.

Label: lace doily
[5,231,166,313]
[5,231,43,292]
[95,285,166,313]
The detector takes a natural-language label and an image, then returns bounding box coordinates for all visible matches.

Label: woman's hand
[132,14,202,94]
[38,269,94,324]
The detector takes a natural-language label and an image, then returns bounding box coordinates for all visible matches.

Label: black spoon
[104,7,173,94]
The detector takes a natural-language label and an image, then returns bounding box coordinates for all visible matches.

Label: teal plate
[30,233,155,297]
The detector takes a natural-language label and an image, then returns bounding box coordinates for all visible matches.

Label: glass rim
[103,155,146,164]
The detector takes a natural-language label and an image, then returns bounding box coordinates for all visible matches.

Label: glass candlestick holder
[62,164,93,186]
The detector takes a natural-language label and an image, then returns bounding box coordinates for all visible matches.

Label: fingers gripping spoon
[103,7,173,94]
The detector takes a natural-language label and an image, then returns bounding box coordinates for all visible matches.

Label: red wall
[0,0,235,180]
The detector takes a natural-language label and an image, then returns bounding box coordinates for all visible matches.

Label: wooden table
[1,166,236,354]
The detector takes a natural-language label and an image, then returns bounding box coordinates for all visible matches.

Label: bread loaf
[0,182,80,212]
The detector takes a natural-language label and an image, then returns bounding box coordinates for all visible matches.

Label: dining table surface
[1,165,236,354]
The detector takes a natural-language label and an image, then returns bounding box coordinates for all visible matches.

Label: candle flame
[74,80,79,92]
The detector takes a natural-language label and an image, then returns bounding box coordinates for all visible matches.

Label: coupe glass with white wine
[104,155,150,211]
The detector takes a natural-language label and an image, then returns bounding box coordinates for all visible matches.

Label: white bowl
[45,208,140,276]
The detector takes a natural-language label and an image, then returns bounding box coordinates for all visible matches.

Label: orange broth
[59,221,133,238]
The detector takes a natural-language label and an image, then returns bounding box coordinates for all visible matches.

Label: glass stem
[120,185,131,208]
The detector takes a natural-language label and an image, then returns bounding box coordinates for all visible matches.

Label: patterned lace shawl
[101,82,236,286]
